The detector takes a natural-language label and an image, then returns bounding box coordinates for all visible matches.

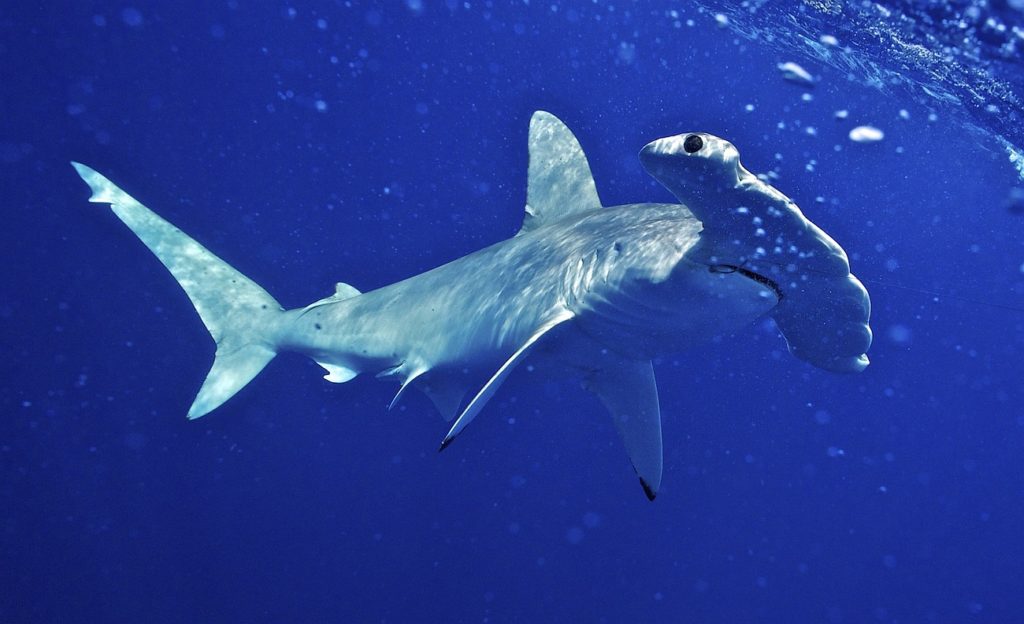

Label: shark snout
[639,134,705,201]
[640,144,671,182]
[639,133,707,178]
[642,132,704,154]
[640,136,685,167]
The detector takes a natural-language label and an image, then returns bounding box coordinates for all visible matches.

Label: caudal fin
[72,162,282,418]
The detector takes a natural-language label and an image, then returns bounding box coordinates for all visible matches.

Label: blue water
[3,2,1023,622]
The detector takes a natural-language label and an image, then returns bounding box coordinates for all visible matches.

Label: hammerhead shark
[72,111,871,499]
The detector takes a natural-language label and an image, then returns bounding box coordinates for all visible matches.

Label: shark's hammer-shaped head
[639,130,872,374]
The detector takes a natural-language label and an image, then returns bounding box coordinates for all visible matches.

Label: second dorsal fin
[518,111,602,235]
[301,282,361,314]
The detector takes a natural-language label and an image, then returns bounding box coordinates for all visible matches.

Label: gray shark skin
[72,111,871,500]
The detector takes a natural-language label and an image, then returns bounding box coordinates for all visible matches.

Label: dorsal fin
[518,111,602,235]
[331,282,360,298]
[301,282,361,313]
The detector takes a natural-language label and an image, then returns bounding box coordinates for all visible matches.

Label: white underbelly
[573,265,779,360]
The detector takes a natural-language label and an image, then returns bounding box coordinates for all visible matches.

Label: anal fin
[583,358,663,501]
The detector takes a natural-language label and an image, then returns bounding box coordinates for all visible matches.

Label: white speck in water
[777,61,815,86]
[849,125,884,143]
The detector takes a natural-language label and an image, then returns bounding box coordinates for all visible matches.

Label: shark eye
[683,134,704,153]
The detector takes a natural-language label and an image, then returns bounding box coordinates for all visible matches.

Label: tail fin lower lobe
[72,162,282,418]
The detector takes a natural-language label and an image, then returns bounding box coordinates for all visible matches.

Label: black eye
[683,134,703,153]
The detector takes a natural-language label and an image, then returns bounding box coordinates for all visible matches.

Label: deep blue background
[3,2,1023,623]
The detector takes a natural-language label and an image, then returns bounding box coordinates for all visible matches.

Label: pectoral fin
[583,358,663,501]
[439,310,575,450]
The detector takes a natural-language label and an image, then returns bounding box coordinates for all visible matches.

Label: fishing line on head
[706,258,1024,315]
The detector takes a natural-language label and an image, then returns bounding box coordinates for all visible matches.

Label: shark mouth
[709,264,784,301]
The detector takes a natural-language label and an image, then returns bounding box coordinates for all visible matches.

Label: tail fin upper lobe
[72,162,282,418]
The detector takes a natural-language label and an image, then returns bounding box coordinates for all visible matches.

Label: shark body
[73,112,871,499]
